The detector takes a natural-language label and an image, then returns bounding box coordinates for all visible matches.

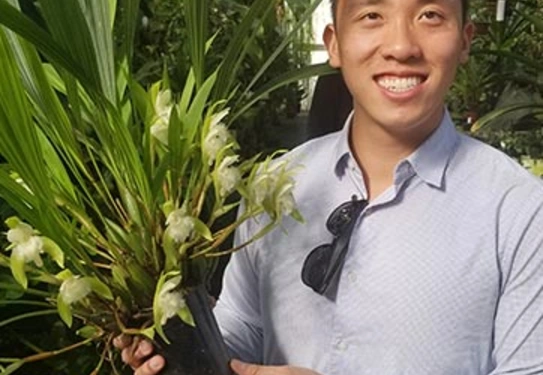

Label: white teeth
[377,76,423,93]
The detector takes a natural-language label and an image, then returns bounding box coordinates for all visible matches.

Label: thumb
[230,359,262,375]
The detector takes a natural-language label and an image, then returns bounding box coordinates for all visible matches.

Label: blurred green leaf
[57,297,73,328]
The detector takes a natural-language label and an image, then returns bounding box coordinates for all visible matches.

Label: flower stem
[16,334,102,364]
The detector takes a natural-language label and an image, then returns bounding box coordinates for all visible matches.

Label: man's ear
[459,21,475,64]
[323,24,341,68]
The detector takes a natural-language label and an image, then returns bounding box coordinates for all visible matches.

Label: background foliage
[133,0,315,157]
[449,0,543,166]
[0,0,321,374]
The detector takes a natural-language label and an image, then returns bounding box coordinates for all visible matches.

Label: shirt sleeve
[490,187,543,374]
[214,215,264,364]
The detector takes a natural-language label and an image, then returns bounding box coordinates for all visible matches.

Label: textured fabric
[214,110,543,375]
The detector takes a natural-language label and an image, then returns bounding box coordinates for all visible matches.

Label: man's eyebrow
[346,0,455,10]
[346,0,385,11]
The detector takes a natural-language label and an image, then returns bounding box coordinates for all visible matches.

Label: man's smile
[375,74,427,94]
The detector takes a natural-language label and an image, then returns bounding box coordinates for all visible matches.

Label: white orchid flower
[150,89,174,145]
[217,155,241,197]
[248,159,297,216]
[166,208,195,243]
[150,122,169,145]
[203,109,231,165]
[275,179,296,216]
[7,222,44,267]
[210,108,230,127]
[249,160,289,204]
[59,276,92,305]
[158,276,186,325]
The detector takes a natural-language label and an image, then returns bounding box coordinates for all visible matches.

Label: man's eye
[363,12,381,21]
[420,11,443,21]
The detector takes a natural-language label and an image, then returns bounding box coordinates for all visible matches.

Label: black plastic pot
[155,284,233,375]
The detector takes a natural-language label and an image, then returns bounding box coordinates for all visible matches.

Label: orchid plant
[0,0,328,373]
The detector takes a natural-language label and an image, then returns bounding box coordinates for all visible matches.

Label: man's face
[325,0,473,136]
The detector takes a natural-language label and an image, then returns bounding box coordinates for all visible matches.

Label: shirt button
[335,338,348,352]
[347,271,357,283]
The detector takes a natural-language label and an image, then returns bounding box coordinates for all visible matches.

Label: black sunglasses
[301,196,368,295]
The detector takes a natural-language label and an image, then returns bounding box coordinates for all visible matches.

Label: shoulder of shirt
[274,130,343,169]
[455,132,543,196]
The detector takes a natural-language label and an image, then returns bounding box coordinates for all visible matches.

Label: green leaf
[120,186,144,228]
[38,0,102,95]
[4,217,20,229]
[290,209,305,223]
[140,326,155,341]
[125,260,155,297]
[179,69,196,115]
[42,237,65,268]
[184,0,208,88]
[177,305,195,327]
[0,0,93,91]
[0,274,24,300]
[471,103,543,132]
[237,0,323,104]
[213,0,275,101]
[152,273,169,343]
[9,254,26,289]
[86,276,113,300]
[76,325,99,339]
[0,360,24,375]
[57,296,73,328]
[0,309,57,329]
[230,63,336,124]
[55,269,73,281]
[193,218,213,241]
[186,71,218,143]
[162,229,179,270]
[518,9,543,34]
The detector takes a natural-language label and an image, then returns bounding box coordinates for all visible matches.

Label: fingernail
[150,356,163,370]
[138,341,152,356]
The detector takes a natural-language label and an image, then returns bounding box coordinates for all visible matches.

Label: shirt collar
[333,109,460,189]
[406,109,460,189]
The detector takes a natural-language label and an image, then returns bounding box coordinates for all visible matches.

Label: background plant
[448,0,543,168]
[0,0,327,374]
[133,0,321,157]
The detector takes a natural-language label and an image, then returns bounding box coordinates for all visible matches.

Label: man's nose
[380,21,422,62]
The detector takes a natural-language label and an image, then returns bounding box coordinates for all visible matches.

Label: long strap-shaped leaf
[185,0,208,89]
[212,0,276,102]
[75,0,117,103]
[0,0,96,94]
[230,63,336,124]
[471,103,543,132]
[38,0,106,99]
[234,0,323,110]
[0,29,50,198]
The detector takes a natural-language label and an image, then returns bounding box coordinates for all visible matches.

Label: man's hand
[113,334,165,375]
[231,359,321,375]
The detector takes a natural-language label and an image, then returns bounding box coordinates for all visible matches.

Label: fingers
[121,338,151,368]
[231,359,261,375]
[113,334,132,350]
[134,355,165,375]
[230,359,320,375]
[113,334,164,374]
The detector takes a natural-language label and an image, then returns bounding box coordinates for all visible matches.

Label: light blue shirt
[215,110,543,375]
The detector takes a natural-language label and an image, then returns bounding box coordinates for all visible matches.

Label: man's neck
[349,112,441,200]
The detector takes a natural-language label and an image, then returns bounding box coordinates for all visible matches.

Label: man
[118,0,543,374]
